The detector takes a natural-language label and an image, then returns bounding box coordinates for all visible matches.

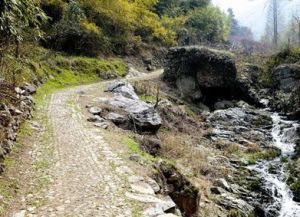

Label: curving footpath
[11,70,178,217]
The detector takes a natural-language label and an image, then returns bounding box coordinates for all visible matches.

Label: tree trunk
[273,0,278,47]
[298,22,300,45]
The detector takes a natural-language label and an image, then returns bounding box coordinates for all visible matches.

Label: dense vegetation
[0,0,233,87]
[1,0,231,57]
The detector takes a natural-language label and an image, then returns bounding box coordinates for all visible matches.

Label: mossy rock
[291,180,300,202]
[164,46,237,89]
[262,47,300,85]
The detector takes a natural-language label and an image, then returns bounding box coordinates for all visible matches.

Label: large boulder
[163,46,259,108]
[269,64,300,119]
[106,81,139,100]
[164,46,237,89]
[271,64,300,93]
[106,81,161,134]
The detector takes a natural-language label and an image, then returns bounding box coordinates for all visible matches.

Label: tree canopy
[0,0,47,45]
[0,0,232,56]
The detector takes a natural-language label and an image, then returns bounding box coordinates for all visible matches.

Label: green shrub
[45,0,178,55]
[45,1,111,56]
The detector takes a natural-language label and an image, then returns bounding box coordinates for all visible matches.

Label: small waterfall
[271,113,298,156]
[248,113,300,217]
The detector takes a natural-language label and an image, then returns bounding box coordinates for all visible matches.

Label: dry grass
[245,143,262,153]
[213,139,231,150]
[194,175,222,217]
[197,202,220,217]
[0,129,5,143]
[224,143,241,155]
[213,139,242,155]
[161,132,216,177]
[197,178,212,198]
[228,209,243,217]
[133,80,158,96]
[132,80,162,106]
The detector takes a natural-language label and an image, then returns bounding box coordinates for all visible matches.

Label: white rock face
[106,81,139,100]
[130,182,155,195]
[125,192,163,203]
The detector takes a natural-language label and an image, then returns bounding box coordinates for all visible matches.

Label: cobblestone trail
[11,71,174,217]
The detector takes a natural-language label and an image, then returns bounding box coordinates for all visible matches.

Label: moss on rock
[262,47,300,84]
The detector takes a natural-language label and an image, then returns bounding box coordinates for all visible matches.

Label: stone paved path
[11,70,177,217]
[45,89,134,216]
[14,86,134,217]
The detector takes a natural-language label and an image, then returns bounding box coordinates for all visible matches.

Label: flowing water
[248,113,300,217]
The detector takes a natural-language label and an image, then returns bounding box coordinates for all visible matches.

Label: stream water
[248,113,300,217]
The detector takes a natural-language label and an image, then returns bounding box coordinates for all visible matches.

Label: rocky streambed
[161,46,300,216]
[206,103,300,217]
[248,112,300,217]
[87,78,300,216]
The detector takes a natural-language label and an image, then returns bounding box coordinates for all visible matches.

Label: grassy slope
[6,45,126,106]
[1,44,126,88]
